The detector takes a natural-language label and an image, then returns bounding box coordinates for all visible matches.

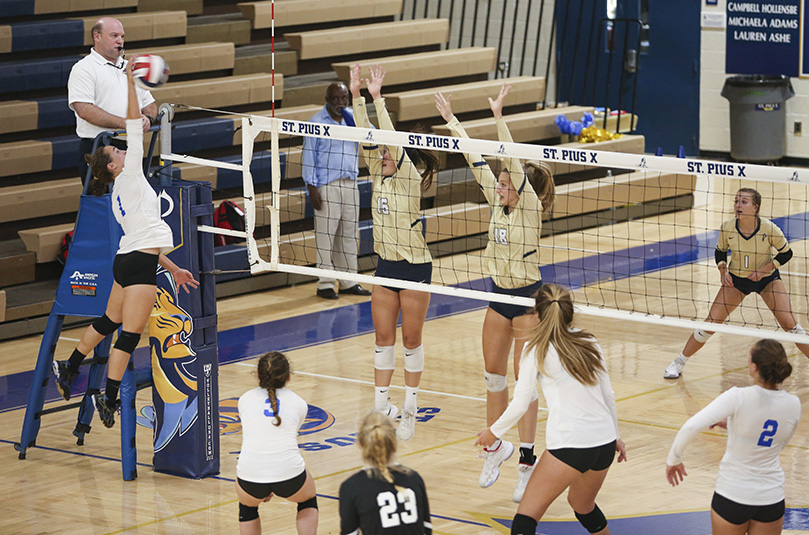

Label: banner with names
[725,0,803,76]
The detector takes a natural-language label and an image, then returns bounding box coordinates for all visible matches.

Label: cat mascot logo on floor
[149,271,199,452]
[219,397,335,436]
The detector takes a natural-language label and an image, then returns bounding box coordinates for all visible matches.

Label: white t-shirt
[237,386,309,483]
[111,120,174,255]
[67,49,155,139]
[490,335,619,450]
[667,385,801,505]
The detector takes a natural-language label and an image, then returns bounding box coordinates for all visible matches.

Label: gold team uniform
[354,98,432,287]
[716,217,791,294]
[444,116,543,318]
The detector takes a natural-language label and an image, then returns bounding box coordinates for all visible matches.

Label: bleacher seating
[285,19,449,60]
[238,0,402,29]
[332,48,498,87]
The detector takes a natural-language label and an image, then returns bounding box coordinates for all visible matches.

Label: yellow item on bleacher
[578,126,623,143]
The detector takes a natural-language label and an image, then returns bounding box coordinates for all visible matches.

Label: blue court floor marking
[3,210,809,414]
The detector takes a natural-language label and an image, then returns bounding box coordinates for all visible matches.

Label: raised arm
[348,63,382,176]
[434,91,497,204]
[490,84,527,196]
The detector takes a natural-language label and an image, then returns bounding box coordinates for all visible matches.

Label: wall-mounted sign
[725,0,803,76]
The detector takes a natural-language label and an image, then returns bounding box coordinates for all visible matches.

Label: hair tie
[549,299,559,304]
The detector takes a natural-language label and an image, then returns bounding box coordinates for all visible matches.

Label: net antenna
[164,110,809,347]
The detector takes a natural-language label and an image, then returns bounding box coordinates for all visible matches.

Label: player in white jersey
[665,188,809,379]
[340,411,432,535]
[236,352,318,535]
[435,84,557,502]
[350,64,440,441]
[477,284,627,535]
[666,339,800,534]
[52,58,197,427]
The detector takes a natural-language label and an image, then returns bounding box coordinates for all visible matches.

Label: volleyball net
[162,111,809,345]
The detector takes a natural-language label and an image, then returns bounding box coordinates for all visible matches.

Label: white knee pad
[694,329,714,344]
[403,345,424,373]
[484,372,507,392]
[789,324,806,336]
[374,345,396,371]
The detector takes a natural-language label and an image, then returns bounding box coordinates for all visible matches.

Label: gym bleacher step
[235,43,298,76]
[0,239,35,287]
[281,71,340,107]
[186,13,252,45]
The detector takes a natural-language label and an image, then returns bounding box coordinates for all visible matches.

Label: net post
[270,118,281,266]
[241,117,261,271]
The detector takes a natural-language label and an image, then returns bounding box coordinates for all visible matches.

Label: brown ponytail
[85,148,115,196]
[257,351,291,426]
[524,161,555,211]
[751,339,792,386]
[525,284,604,385]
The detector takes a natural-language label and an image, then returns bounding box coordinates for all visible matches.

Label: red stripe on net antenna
[271,0,275,117]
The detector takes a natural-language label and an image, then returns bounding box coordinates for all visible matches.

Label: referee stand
[15,125,220,481]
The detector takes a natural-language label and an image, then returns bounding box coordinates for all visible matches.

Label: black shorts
[489,280,542,320]
[730,271,780,295]
[375,257,432,292]
[238,470,307,500]
[711,492,785,525]
[113,251,159,288]
[549,440,616,473]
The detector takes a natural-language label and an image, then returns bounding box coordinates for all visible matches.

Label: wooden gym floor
[1,181,808,534]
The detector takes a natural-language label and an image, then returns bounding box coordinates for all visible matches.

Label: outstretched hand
[172,268,199,294]
[487,83,512,119]
[365,65,385,100]
[434,91,454,122]
[665,463,687,487]
[348,63,363,98]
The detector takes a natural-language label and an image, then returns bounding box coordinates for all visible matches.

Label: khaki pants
[313,178,360,290]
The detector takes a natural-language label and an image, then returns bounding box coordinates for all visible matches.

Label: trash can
[721,75,794,162]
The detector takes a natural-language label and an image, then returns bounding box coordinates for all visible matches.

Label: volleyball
[132,54,169,90]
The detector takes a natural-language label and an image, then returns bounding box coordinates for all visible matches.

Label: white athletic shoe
[396,409,416,441]
[478,440,514,488]
[379,402,399,420]
[513,459,538,503]
[664,358,686,379]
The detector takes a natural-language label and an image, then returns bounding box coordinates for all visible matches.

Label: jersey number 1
[377,489,418,528]
[757,419,778,447]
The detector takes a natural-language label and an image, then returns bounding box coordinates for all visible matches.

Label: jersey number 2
[377,489,418,528]
[264,398,280,418]
[757,419,778,447]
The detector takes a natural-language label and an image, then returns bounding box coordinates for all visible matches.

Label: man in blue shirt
[302,82,371,299]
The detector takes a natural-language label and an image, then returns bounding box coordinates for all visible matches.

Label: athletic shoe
[664,358,686,379]
[93,393,120,428]
[396,408,416,441]
[379,402,399,420]
[478,440,514,488]
[52,360,78,401]
[513,459,538,503]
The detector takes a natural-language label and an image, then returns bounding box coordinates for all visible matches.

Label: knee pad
[114,331,141,354]
[297,496,318,512]
[789,324,806,336]
[238,503,259,522]
[575,504,607,533]
[403,345,424,373]
[693,329,714,344]
[484,372,507,392]
[374,345,396,371]
[510,513,538,535]
[92,314,122,336]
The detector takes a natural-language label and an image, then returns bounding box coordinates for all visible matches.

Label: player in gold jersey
[351,64,440,441]
[665,188,809,378]
[435,84,556,503]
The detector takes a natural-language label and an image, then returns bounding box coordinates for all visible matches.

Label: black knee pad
[297,497,318,512]
[575,504,607,533]
[113,331,141,354]
[239,503,259,522]
[511,513,537,535]
[92,314,122,336]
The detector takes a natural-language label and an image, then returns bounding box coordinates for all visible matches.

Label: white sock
[676,353,688,364]
[403,386,419,411]
[486,438,502,452]
[375,387,390,411]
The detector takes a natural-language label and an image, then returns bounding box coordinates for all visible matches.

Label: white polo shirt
[67,48,155,139]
